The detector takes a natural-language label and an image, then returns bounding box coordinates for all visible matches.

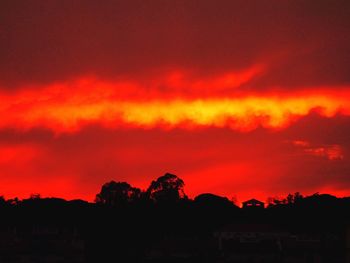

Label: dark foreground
[0,193,350,263]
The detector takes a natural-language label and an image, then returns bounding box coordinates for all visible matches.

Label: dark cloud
[1,0,350,89]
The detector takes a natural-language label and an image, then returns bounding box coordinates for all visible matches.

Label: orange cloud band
[1,77,350,132]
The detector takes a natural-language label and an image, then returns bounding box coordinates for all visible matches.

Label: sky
[1,0,350,203]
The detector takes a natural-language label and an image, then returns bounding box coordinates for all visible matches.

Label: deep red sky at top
[1,0,350,204]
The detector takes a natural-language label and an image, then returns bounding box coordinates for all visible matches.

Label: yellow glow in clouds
[118,96,343,131]
[0,83,348,132]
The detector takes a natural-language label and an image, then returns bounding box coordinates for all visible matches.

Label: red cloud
[304,145,344,160]
[0,74,350,133]
[292,140,344,160]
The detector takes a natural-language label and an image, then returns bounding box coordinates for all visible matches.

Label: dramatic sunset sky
[1,0,350,203]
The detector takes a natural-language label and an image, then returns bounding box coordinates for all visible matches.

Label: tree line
[1,172,349,211]
[0,172,349,262]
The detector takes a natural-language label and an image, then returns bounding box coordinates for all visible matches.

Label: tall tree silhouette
[147,173,187,203]
[95,181,141,206]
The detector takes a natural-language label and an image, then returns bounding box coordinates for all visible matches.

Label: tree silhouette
[95,181,141,206]
[0,196,6,207]
[267,192,304,207]
[147,173,187,203]
[293,192,303,203]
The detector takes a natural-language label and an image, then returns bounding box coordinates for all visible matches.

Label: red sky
[1,0,350,203]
